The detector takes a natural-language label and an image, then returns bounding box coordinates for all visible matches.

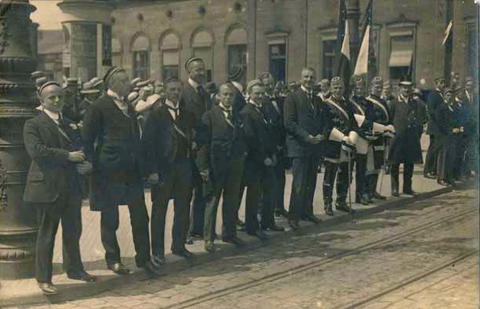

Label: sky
[30,1,64,30]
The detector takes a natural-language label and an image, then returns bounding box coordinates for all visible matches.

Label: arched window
[226,26,247,82]
[160,32,180,81]
[132,35,150,79]
[192,30,214,82]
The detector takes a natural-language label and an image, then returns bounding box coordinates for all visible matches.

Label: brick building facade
[55,0,478,89]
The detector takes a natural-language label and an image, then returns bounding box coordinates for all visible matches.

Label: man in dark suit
[82,67,156,275]
[182,57,212,243]
[424,76,446,179]
[463,77,479,178]
[284,67,327,229]
[24,81,96,295]
[240,80,280,238]
[260,72,288,220]
[197,84,247,252]
[388,81,426,196]
[143,77,197,263]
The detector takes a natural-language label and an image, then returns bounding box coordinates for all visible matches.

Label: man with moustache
[197,84,248,252]
[82,67,156,275]
[182,57,212,243]
[259,72,288,220]
[388,81,425,196]
[240,80,279,238]
[284,67,326,229]
[143,77,197,263]
[424,76,446,179]
[24,81,96,295]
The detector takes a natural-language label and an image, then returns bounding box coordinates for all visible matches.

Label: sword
[347,151,354,218]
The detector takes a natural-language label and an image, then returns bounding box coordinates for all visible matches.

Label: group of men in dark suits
[424,76,478,185]
[23,56,477,295]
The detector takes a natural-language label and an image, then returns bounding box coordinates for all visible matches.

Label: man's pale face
[331,83,345,99]
[41,85,65,113]
[219,85,234,109]
[250,85,265,105]
[262,77,275,95]
[188,61,205,84]
[354,84,365,97]
[165,81,183,103]
[383,86,392,96]
[301,70,316,90]
[444,92,452,102]
[371,84,383,97]
[400,85,412,98]
[436,79,446,91]
[320,84,330,93]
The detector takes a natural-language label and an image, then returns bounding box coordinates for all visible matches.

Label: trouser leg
[101,206,121,265]
[127,197,151,267]
[36,206,60,283]
[355,154,367,197]
[336,161,350,203]
[189,183,205,236]
[172,159,193,251]
[288,157,307,221]
[323,161,338,205]
[274,162,286,212]
[424,135,436,175]
[150,178,173,257]
[222,157,245,239]
[304,155,319,216]
[391,164,400,193]
[403,164,414,192]
[61,194,84,274]
[260,167,276,228]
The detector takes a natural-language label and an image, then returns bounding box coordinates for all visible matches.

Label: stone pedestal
[0,0,39,280]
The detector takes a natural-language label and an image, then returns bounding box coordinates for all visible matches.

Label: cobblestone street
[6,188,477,309]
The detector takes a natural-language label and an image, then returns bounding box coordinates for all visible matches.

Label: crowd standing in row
[24,57,478,295]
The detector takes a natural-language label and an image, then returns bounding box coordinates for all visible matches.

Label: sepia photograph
[0,0,479,308]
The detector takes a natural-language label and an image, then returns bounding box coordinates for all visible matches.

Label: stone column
[57,0,114,82]
[346,0,360,66]
[0,0,39,279]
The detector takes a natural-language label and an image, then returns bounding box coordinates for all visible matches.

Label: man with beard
[143,77,197,264]
[259,72,288,220]
[388,81,426,196]
[284,67,327,229]
[198,84,247,252]
[424,76,446,179]
[182,57,212,244]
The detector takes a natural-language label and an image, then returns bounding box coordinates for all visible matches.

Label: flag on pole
[334,0,351,91]
[354,0,373,76]
[442,20,453,46]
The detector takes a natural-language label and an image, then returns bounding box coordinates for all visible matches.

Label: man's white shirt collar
[248,99,262,108]
[188,78,201,90]
[301,85,313,95]
[165,99,179,120]
[232,81,243,93]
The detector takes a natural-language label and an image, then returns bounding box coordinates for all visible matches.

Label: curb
[0,182,471,308]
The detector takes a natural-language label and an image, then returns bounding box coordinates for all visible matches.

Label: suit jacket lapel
[39,112,71,144]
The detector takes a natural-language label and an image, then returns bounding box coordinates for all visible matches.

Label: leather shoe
[302,214,322,224]
[185,236,194,245]
[107,263,132,275]
[324,205,334,216]
[264,224,285,232]
[151,254,165,268]
[67,270,96,282]
[288,220,300,230]
[403,189,417,196]
[335,202,356,214]
[140,260,160,276]
[236,219,246,227]
[247,229,269,240]
[172,248,195,259]
[205,241,215,253]
[372,192,386,200]
[391,189,399,197]
[38,282,58,295]
[355,195,369,205]
[424,172,436,179]
[274,209,288,218]
[222,236,246,246]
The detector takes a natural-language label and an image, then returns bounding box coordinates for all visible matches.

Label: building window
[269,41,286,83]
[226,26,247,82]
[388,28,415,82]
[132,35,150,79]
[466,20,476,77]
[160,32,181,81]
[112,38,122,67]
[192,30,214,82]
[322,39,337,80]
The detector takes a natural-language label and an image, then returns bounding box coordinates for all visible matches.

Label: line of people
[24,58,478,295]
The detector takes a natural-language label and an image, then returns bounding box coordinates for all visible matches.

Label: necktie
[308,92,315,109]
[220,107,234,127]
[167,105,180,119]
[197,85,204,98]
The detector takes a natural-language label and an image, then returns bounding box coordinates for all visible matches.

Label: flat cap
[399,81,413,87]
[258,72,273,81]
[185,57,203,71]
[228,65,244,81]
[443,88,453,95]
[31,71,45,80]
[127,91,139,103]
[103,66,125,85]
[246,79,263,94]
[137,79,152,88]
[433,76,445,83]
[454,87,465,96]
